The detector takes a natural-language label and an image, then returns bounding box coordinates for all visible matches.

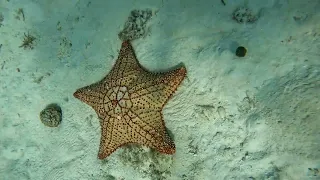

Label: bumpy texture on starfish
[73,41,186,159]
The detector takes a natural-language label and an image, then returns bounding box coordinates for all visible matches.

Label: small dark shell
[236,46,247,57]
[40,104,62,127]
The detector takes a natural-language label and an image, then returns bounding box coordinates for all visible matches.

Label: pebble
[40,103,62,127]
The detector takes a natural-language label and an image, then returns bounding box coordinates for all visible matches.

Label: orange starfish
[73,41,186,159]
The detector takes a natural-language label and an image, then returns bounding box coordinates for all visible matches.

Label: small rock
[40,103,62,127]
[235,46,247,57]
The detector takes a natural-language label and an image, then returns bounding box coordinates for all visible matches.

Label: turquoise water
[0,0,319,179]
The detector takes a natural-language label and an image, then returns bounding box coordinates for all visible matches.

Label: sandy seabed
[0,0,319,179]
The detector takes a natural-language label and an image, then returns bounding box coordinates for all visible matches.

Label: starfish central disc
[104,86,132,117]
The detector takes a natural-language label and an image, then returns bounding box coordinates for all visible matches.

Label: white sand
[0,0,319,179]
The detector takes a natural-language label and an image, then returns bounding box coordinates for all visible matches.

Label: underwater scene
[0,0,319,179]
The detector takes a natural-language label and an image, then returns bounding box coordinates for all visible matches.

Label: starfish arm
[73,81,106,108]
[156,66,187,100]
[107,41,142,86]
[129,66,186,109]
[98,110,175,159]
[98,116,118,159]
[127,110,175,154]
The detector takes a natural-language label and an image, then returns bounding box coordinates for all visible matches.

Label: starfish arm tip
[166,148,176,154]
[179,66,187,76]
[73,90,80,99]
[122,40,130,47]
[98,151,111,160]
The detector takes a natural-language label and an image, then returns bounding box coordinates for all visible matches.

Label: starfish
[73,41,186,159]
